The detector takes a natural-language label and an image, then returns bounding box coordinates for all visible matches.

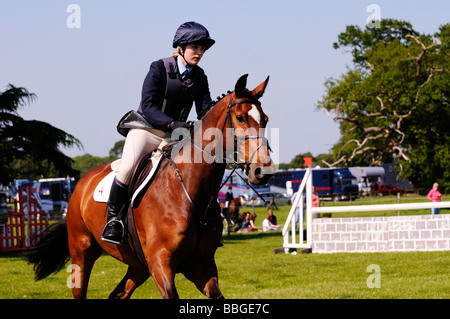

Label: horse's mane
[198,88,253,120]
[197,90,231,120]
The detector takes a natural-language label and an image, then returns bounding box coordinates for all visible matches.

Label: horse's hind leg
[67,209,103,299]
[68,234,102,299]
[109,266,149,299]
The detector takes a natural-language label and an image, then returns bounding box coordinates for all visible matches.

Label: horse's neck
[180,159,226,208]
[172,100,229,203]
[194,99,229,160]
[195,101,229,172]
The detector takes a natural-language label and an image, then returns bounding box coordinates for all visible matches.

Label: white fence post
[282,167,312,252]
[306,167,312,247]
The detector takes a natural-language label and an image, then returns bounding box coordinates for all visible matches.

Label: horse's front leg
[183,217,224,299]
[184,258,224,299]
[150,251,179,299]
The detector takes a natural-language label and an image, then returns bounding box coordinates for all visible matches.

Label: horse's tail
[23,220,70,281]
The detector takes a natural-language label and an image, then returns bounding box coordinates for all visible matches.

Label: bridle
[174,95,272,170]
[219,96,272,171]
[165,95,272,212]
[200,96,273,205]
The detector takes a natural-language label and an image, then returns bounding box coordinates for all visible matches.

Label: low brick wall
[311,214,450,253]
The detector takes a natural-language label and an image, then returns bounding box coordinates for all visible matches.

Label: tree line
[317,19,449,192]
[1,19,449,192]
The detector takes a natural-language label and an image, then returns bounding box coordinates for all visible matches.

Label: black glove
[169,121,190,131]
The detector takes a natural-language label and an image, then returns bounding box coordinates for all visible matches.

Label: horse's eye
[236,115,245,123]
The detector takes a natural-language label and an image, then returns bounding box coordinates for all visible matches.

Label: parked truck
[13,177,77,217]
[33,177,77,214]
[269,167,359,201]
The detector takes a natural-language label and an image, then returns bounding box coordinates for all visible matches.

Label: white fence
[282,167,450,253]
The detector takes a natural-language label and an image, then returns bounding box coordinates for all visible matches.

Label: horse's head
[177,74,275,185]
[225,74,275,185]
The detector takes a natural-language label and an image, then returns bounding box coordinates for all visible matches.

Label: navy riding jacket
[137,57,213,131]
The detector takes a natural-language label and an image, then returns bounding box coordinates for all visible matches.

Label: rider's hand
[169,121,190,131]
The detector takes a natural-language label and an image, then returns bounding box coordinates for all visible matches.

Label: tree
[72,154,115,177]
[72,141,124,177]
[317,20,450,191]
[279,152,333,169]
[109,140,125,158]
[0,84,82,185]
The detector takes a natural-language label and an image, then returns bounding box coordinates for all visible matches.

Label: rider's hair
[170,46,183,58]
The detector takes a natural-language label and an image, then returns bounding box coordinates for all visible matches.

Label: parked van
[270,168,359,201]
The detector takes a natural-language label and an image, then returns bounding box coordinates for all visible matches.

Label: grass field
[1,195,449,299]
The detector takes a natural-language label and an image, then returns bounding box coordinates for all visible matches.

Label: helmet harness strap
[179,46,192,69]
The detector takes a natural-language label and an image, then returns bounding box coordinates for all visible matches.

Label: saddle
[127,149,161,208]
[128,140,182,207]
[93,141,174,207]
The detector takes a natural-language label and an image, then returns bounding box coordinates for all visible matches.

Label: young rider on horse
[101,21,216,244]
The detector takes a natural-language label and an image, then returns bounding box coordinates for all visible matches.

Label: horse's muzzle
[248,163,275,185]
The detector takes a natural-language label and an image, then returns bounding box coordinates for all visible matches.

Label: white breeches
[116,129,167,185]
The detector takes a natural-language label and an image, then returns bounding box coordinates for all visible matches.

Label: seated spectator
[267,209,278,225]
[238,212,259,232]
[248,212,259,232]
[262,210,280,231]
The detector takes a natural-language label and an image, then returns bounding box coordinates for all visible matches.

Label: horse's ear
[252,76,270,100]
[235,74,248,98]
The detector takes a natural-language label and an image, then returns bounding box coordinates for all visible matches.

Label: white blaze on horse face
[248,105,261,124]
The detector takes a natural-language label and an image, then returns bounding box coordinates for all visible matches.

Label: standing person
[358,179,365,197]
[427,182,442,215]
[290,191,301,229]
[312,186,320,218]
[290,190,308,230]
[101,21,216,244]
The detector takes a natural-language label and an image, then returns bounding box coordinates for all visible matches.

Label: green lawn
[1,197,449,299]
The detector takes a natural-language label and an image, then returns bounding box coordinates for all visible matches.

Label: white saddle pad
[93,170,118,203]
[93,142,166,207]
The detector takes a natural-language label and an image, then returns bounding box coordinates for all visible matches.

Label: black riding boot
[101,178,129,245]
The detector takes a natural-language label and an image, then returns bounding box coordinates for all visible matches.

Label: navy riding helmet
[172,21,215,50]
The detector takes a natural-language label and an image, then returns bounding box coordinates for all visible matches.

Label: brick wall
[311,214,450,254]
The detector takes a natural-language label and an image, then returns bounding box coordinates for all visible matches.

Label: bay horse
[25,74,274,299]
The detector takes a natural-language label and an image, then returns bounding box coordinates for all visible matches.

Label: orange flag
[303,157,312,167]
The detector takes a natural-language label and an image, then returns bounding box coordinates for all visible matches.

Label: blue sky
[1,0,449,164]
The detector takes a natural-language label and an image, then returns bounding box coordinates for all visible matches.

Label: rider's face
[182,44,206,66]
